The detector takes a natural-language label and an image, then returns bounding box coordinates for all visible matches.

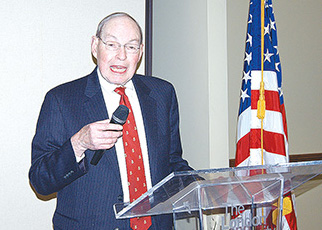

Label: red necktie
[114,87,152,230]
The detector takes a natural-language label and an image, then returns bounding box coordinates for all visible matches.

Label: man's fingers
[96,130,123,140]
[104,123,124,131]
[73,119,124,152]
[92,119,123,131]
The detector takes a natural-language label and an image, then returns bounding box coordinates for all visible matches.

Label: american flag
[235,0,297,229]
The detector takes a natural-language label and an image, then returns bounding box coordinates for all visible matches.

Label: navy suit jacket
[29,68,193,229]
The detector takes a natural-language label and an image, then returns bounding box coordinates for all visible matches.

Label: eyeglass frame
[97,36,141,54]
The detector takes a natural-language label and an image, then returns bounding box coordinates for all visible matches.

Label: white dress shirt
[97,70,152,203]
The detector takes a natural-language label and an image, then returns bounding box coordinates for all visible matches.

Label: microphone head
[111,105,129,125]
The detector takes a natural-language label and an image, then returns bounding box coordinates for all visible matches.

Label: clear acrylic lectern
[114,160,322,230]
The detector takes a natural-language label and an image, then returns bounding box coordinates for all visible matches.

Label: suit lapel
[83,69,120,177]
[132,76,159,184]
[84,69,109,122]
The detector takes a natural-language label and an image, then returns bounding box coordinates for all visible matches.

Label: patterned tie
[114,87,152,230]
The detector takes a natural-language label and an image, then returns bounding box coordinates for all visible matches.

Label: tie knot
[115,86,126,96]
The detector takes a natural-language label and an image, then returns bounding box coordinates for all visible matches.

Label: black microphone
[90,105,129,165]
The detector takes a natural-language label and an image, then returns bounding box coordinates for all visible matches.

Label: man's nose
[116,46,127,60]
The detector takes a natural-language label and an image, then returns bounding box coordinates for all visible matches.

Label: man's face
[91,16,143,85]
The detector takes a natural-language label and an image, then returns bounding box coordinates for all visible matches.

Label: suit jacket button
[117,195,123,201]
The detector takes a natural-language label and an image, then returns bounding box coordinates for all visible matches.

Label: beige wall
[153,0,229,171]
[0,1,145,229]
[153,0,211,170]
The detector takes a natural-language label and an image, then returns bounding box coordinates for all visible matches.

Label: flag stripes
[237,109,286,142]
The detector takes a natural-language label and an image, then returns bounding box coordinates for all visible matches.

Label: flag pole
[257,0,266,167]
[258,1,266,228]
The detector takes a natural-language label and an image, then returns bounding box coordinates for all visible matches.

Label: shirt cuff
[75,153,85,163]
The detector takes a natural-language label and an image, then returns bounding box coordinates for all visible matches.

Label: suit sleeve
[29,91,87,196]
[168,86,194,172]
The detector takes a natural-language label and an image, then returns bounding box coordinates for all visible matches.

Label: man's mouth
[110,65,127,74]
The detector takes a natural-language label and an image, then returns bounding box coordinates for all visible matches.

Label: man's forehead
[101,18,140,39]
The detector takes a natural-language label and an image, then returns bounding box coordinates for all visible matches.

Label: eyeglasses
[97,36,141,54]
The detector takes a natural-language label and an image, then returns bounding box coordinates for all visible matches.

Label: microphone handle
[90,149,106,165]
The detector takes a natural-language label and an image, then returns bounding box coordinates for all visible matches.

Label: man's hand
[71,119,123,158]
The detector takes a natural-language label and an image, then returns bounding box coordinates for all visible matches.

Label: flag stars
[275,62,280,72]
[264,24,270,35]
[244,51,252,65]
[246,33,252,47]
[264,49,274,62]
[240,89,250,102]
[270,18,276,30]
[274,46,279,55]
[278,87,284,97]
[248,14,253,24]
[242,70,251,84]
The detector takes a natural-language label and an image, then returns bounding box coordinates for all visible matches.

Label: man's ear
[138,43,144,61]
[91,36,98,59]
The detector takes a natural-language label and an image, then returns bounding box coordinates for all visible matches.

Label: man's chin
[104,76,131,86]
